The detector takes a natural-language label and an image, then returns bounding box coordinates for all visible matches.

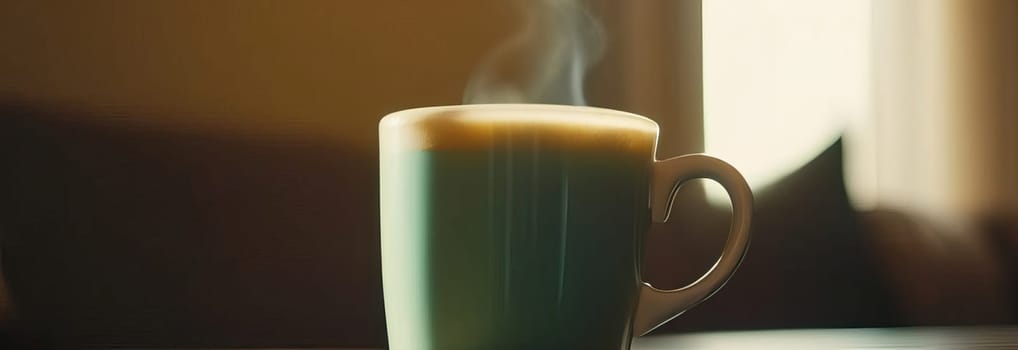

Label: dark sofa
[1,103,1013,348]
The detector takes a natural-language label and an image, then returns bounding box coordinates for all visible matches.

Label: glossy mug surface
[379,104,752,350]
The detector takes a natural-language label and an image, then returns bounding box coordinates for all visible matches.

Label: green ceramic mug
[379,104,752,350]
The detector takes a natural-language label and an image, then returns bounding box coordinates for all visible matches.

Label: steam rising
[464,0,604,105]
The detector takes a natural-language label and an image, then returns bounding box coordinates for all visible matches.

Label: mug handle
[632,154,753,335]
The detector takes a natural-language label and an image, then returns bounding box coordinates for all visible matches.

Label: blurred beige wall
[0,1,711,155]
[0,1,514,151]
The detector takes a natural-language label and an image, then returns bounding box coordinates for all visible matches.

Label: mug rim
[379,103,658,133]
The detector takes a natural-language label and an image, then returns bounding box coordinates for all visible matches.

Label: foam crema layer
[379,104,659,154]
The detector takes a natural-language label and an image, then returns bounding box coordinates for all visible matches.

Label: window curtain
[847,0,1018,221]
[600,0,1018,221]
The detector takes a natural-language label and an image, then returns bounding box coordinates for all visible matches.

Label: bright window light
[703,0,871,200]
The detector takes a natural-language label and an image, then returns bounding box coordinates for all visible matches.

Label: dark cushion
[647,139,901,333]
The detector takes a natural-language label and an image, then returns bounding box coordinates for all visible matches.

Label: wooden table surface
[184,326,1018,349]
[632,326,1018,349]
